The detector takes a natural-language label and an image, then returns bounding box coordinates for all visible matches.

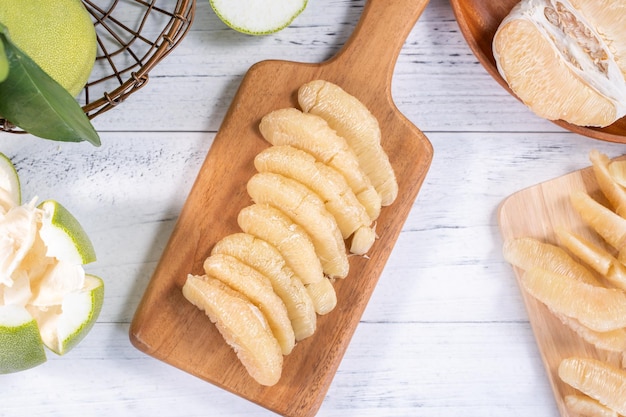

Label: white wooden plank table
[2,0,625,416]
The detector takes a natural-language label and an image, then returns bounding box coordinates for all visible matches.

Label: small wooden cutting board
[129,1,433,416]
[498,155,626,417]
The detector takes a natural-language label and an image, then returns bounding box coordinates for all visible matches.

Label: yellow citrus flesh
[254,145,373,244]
[259,108,382,221]
[182,274,283,386]
[0,0,97,97]
[203,253,295,355]
[564,394,619,417]
[589,150,626,217]
[559,357,626,415]
[608,160,626,188]
[237,204,324,286]
[298,80,398,206]
[555,227,626,291]
[0,305,47,374]
[521,267,626,332]
[0,202,39,287]
[493,7,622,127]
[570,190,626,252]
[502,236,600,285]
[568,0,626,78]
[247,172,349,279]
[557,314,626,353]
[304,277,337,316]
[211,233,316,341]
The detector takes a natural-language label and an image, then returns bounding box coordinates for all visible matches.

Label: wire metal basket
[1,0,195,133]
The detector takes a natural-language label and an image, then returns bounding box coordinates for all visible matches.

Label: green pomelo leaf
[0,23,100,146]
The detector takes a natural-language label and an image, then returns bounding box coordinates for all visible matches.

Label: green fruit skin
[40,200,97,265]
[54,274,104,355]
[0,320,47,374]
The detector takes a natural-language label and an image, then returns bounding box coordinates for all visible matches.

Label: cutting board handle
[327,0,430,90]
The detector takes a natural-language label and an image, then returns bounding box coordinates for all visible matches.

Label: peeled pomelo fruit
[29,274,104,355]
[38,200,96,265]
[0,305,47,373]
[0,0,97,97]
[0,152,20,211]
[493,0,626,127]
[0,153,102,372]
[210,0,307,35]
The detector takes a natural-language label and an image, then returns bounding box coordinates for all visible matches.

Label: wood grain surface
[498,154,626,417]
[129,0,433,415]
[449,0,626,143]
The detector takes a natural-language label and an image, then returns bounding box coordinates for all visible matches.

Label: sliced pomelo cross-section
[0,152,20,211]
[0,304,46,373]
[38,199,96,265]
[29,274,104,355]
[210,0,307,35]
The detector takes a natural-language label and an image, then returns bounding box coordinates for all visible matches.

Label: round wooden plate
[449,0,626,144]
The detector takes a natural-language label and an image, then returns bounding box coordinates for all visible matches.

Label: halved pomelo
[493,0,626,127]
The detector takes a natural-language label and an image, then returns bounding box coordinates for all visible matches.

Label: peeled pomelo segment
[182,274,283,386]
[570,190,626,252]
[502,236,600,285]
[211,232,317,341]
[521,267,626,332]
[493,0,626,127]
[210,0,307,35]
[259,108,382,221]
[203,253,295,355]
[38,200,96,265]
[298,80,398,206]
[564,394,618,417]
[247,172,349,279]
[0,201,39,287]
[589,150,626,217]
[555,227,626,291]
[254,145,374,246]
[237,203,325,286]
[30,274,104,355]
[29,260,85,307]
[305,277,337,315]
[0,152,20,211]
[0,304,46,374]
[557,313,626,353]
[608,159,626,189]
[559,357,626,416]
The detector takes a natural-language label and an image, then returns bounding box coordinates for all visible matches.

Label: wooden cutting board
[498,155,626,417]
[129,1,433,416]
